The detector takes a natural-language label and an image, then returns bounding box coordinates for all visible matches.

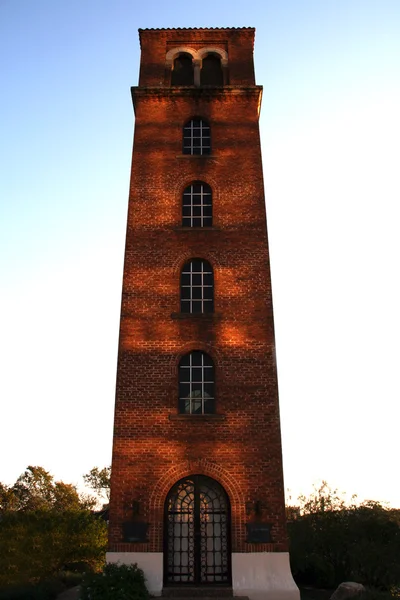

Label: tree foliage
[287,482,400,590]
[83,466,111,504]
[0,466,95,512]
[0,510,107,588]
[0,467,106,591]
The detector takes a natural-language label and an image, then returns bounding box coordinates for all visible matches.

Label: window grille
[183,119,211,155]
[180,259,214,314]
[182,182,212,227]
[179,351,215,414]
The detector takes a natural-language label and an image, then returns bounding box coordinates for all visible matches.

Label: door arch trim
[149,458,245,513]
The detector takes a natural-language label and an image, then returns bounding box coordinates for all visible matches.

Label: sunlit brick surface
[109,28,288,557]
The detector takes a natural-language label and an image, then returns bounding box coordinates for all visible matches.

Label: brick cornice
[131,85,262,107]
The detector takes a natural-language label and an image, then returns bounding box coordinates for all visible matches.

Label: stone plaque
[246,523,272,543]
[122,521,149,543]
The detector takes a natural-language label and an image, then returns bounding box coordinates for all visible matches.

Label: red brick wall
[109,28,288,555]
[138,28,255,86]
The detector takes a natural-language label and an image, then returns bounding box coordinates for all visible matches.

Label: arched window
[179,351,215,414]
[183,119,211,155]
[171,53,194,86]
[182,182,212,227]
[200,54,223,86]
[180,259,214,314]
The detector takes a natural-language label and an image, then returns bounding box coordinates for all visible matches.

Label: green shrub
[361,590,397,600]
[80,562,149,600]
[0,571,84,600]
[288,485,400,590]
[56,570,84,588]
[0,577,65,600]
[299,589,396,600]
[0,510,107,588]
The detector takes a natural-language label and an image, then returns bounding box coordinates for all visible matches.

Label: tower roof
[138,27,255,32]
[138,27,256,47]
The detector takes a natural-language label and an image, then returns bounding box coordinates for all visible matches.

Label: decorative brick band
[149,458,245,510]
[166,46,228,63]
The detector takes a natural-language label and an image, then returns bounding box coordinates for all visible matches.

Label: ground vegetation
[0,467,107,599]
[287,482,400,592]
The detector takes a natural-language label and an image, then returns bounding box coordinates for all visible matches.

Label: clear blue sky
[1,0,399,506]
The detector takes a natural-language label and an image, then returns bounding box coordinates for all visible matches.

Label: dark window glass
[192,368,202,382]
[203,272,213,286]
[193,206,202,217]
[180,354,190,367]
[182,182,212,228]
[178,351,215,414]
[191,352,203,366]
[191,302,202,314]
[200,54,223,86]
[181,287,191,300]
[183,119,211,155]
[180,368,190,382]
[203,205,212,218]
[180,259,214,314]
[179,383,190,397]
[192,287,202,300]
[181,273,190,286]
[204,397,215,413]
[171,54,194,86]
[204,383,214,397]
[192,273,202,286]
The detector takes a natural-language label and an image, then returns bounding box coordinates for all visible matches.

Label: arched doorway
[164,475,231,585]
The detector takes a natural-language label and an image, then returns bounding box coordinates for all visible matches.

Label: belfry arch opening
[200,54,223,86]
[171,53,194,86]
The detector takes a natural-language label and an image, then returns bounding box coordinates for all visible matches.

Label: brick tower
[108,28,298,600]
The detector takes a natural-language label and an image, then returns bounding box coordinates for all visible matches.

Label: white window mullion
[190,261,193,314]
[201,352,204,414]
[200,184,204,227]
[190,185,194,227]
[189,352,193,414]
[201,261,204,313]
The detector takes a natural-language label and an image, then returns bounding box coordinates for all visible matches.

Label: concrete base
[106,551,299,600]
[106,552,163,596]
[232,553,300,600]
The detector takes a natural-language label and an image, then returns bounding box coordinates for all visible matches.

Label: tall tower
[108,28,298,600]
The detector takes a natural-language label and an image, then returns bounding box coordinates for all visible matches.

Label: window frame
[182,182,212,228]
[183,118,211,156]
[180,259,214,314]
[178,351,215,415]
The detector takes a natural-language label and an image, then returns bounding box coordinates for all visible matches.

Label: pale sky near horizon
[1,1,399,508]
